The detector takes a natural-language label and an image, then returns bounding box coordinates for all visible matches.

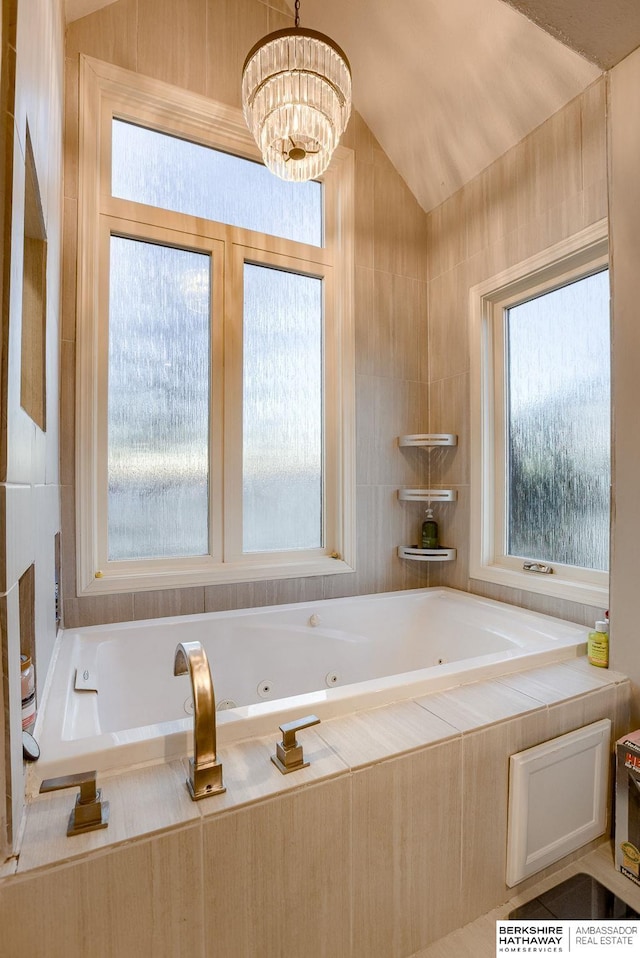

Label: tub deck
[30,587,589,788]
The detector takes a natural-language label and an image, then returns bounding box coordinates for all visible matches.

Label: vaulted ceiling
[65,0,640,212]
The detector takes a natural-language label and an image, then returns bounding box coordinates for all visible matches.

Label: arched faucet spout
[174,640,225,800]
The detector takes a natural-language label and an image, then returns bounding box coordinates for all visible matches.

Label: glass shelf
[397,489,457,502]
[398,434,457,447]
[397,546,456,562]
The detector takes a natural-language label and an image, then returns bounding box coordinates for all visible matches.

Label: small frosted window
[506,269,610,571]
[111,120,323,247]
[243,263,323,553]
[108,236,210,560]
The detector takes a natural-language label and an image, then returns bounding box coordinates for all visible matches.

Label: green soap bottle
[421,508,439,550]
[587,619,609,668]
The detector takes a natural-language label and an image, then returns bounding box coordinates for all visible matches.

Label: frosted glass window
[111,120,323,247]
[108,236,210,560]
[243,264,323,552]
[506,269,610,571]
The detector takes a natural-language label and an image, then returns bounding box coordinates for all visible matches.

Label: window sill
[469,562,608,610]
[78,554,355,596]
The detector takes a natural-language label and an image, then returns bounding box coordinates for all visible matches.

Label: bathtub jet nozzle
[174,641,226,801]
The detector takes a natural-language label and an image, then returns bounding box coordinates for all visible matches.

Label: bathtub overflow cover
[183,696,195,715]
[325,671,340,687]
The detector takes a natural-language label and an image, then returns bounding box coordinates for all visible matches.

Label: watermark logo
[497,920,640,955]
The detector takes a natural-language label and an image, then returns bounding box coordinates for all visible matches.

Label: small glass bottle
[421,508,439,550]
[21,654,36,730]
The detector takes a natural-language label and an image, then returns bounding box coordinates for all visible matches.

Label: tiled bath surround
[0,660,630,956]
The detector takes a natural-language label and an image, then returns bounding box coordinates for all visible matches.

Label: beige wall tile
[564,657,627,684]
[518,96,583,225]
[265,4,292,32]
[63,592,135,628]
[459,710,549,923]
[484,150,521,252]
[351,741,463,957]
[497,662,612,705]
[546,686,617,742]
[466,580,599,629]
[427,266,470,382]
[346,111,376,165]
[614,680,632,740]
[63,58,79,202]
[609,46,640,723]
[266,575,326,606]
[373,160,427,280]
[581,78,607,189]
[427,484,469,592]
[202,776,351,958]
[361,272,425,382]
[132,587,205,620]
[201,582,238,613]
[350,482,431,595]
[59,483,76,609]
[583,176,608,224]
[61,196,77,342]
[317,700,459,769]
[18,761,200,872]
[428,373,469,485]
[215,575,326,613]
[206,0,269,108]
[513,191,586,266]
[66,0,138,69]
[427,190,467,281]
[354,266,375,375]
[416,680,544,732]
[257,0,291,16]
[137,0,207,94]
[356,376,429,487]
[354,159,375,269]
[192,729,349,815]
[2,824,204,958]
[59,340,74,486]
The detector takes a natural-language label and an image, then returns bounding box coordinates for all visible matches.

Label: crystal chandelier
[241,0,351,182]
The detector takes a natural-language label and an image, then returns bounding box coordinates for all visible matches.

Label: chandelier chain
[294,0,300,28]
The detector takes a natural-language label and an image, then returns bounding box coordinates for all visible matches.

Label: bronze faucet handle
[40,770,109,836]
[271,714,321,774]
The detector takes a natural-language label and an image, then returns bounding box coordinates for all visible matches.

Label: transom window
[76,56,354,595]
[470,221,610,606]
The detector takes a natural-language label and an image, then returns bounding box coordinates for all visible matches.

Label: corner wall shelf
[398,434,457,447]
[397,546,457,562]
[397,488,458,502]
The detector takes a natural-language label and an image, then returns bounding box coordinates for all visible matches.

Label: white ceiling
[298,0,600,211]
[65,0,640,212]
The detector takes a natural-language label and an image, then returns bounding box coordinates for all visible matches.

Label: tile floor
[411,841,640,958]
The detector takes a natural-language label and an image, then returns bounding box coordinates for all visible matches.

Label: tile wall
[60,0,432,630]
[608,45,640,722]
[426,77,609,629]
[0,0,63,855]
[0,662,630,957]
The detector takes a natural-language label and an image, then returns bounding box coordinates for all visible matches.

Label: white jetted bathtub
[30,587,589,790]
